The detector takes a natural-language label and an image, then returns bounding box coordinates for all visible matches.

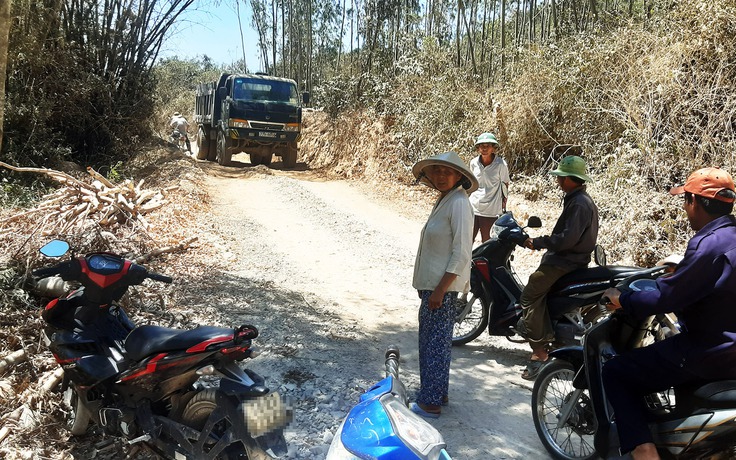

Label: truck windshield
[232,78,298,104]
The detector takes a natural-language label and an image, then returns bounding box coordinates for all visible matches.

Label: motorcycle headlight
[383,398,445,457]
[326,419,361,460]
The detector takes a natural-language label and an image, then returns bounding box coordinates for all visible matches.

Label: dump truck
[194,73,308,168]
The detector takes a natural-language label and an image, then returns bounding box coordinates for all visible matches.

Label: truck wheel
[261,153,272,166]
[250,153,261,166]
[283,142,297,168]
[196,128,209,160]
[206,138,217,161]
[216,131,233,166]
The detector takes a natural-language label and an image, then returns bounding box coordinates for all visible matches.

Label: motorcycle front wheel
[532,360,598,460]
[452,293,489,345]
[63,386,91,436]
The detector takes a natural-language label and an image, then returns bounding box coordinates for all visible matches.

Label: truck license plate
[258,131,277,138]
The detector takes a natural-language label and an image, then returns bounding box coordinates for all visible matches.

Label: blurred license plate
[259,131,277,138]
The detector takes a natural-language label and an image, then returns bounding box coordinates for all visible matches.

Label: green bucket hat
[475,132,499,146]
[548,156,592,182]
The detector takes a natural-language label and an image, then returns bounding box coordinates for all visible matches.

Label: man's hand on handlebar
[602,287,623,310]
[523,238,534,250]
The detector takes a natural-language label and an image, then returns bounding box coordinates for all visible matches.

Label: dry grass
[306,0,736,267]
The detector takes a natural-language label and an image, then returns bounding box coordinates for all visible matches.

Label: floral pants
[416,290,456,406]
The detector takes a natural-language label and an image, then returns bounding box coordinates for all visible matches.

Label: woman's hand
[430,272,458,310]
[428,290,445,310]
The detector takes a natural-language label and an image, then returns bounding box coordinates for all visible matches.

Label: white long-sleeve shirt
[469,155,510,217]
[412,186,474,292]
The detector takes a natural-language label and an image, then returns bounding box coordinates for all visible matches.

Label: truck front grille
[250,121,284,130]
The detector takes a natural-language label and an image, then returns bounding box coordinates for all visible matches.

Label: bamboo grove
[248,0,676,92]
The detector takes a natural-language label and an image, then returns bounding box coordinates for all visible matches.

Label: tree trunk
[272,0,277,74]
[0,0,10,153]
[500,0,506,77]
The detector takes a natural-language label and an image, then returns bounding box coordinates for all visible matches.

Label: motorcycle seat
[125,325,235,361]
[691,380,736,409]
[551,265,642,293]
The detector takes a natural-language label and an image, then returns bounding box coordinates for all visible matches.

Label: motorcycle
[452,212,648,347]
[34,239,290,459]
[326,347,451,460]
[528,272,736,460]
[171,130,189,151]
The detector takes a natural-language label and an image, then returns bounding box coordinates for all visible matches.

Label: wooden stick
[0,161,86,188]
[86,166,115,188]
[40,368,64,393]
[135,236,199,263]
[0,349,26,374]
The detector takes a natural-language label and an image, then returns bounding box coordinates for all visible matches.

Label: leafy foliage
[2,0,194,172]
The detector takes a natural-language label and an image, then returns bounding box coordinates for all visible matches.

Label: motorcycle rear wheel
[532,360,597,460]
[452,293,489,345]
[180,389,249,459]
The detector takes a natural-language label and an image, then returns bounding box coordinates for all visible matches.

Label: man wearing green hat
[518,155,599,380]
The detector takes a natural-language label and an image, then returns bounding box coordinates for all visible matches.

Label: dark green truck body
[194,73,306,168]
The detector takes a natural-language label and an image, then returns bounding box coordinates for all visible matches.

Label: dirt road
[197,154,552,459]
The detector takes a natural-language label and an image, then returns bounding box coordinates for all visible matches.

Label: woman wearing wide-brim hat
[409,151,476,418]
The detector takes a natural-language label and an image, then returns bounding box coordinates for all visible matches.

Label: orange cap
[669,167,736,203]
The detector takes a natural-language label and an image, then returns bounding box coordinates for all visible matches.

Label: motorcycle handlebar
[32,260,79,280]
[385,346,400,380]
[33,266,62,277]
[147,272,173,283]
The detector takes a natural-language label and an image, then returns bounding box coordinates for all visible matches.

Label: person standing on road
[469,133,510,243]
[602,167,736,460]
[169,112,191,151]
[410,151,477,418]
[517,156,599,380]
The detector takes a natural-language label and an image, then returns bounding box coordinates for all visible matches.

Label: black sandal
[521,360,547,381]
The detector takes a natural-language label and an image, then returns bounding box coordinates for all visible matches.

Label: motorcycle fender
[68,355,119,386]
[220,366,269,397]
[548,346,587,388]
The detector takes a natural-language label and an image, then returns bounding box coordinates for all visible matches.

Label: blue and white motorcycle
[326,347,451,460]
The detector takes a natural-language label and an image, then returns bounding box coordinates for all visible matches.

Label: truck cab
[195,73,309,168]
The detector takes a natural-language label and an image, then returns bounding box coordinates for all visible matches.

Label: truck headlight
[283,123,300,132]
[229,118,250,128]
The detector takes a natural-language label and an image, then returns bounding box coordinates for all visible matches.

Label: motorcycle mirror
[39,240,70,258]
[526,216,542,228]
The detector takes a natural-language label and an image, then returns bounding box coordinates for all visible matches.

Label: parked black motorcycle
[34,240,290,459]
[452,212,647,346]
[529,273,736,460]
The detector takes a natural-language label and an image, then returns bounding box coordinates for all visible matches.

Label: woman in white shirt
[409,151,476,418]
[469,133,510,242]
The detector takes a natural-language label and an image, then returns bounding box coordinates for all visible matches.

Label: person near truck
[469,132,510,243]
[601,167,736,460]
[169,112,191,151]
[410,151,476,418]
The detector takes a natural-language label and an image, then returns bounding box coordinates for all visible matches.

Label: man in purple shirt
[602,167,736,460]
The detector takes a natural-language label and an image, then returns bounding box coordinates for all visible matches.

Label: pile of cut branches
[0,161,175,236]
[0,152,205,458]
